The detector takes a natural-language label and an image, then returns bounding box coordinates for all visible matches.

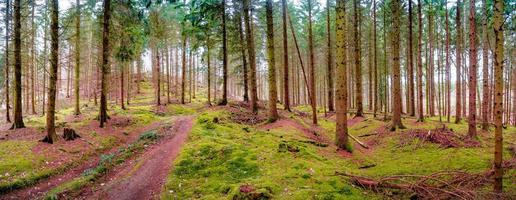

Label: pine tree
[74,0,81,115]
[10,0,25,129]
[44,0,59,143]
[455,0,463,124]
[266,0,278,122]
[99,0,111,128]
[4,0,11,123]
[492,0,504,192]
[390,0,404,130]
[335,0,350,152]
[467,0,477,138]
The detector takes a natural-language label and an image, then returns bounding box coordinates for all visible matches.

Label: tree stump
[63,128,81,141]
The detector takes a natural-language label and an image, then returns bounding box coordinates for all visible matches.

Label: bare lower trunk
[468,0,477,138]
[335,0,350,151]
[11,0,25,129]
[492,0,504,192]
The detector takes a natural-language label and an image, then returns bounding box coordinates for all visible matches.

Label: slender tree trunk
[238,9,248,103]
[30,1,36,115]
[373,0,377,118]
[207,40,211,105]
[445,7,451,122]
[455,0,463,123]
[265,0,278,122]
[308,0,317,124]
[99,0,111,128]
[74,0,81,115]
[481,0,489,130]
[219,0,228,105]
[282,0,290,111]
[335,0,350,152]
[390,0,404,130]
[167,45,171,103]
[45,0,58,143]
[10,0,24,129]
[326,0,334,112]
[428,8,435,117]
[156,50,161,106]
[4,0,11,122]
[243,0,258,113]
[137,55,141,94]
[468,0,477,138]
[492,0,504,192]
[120,63,125,109]
[513,65,516,126]
[408,0,415,116]
[416,0,424,122]
[181,36,186,104]
[42,0,48,115]
[353,0,363,117]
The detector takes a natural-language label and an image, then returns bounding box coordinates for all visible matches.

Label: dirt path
[78,116,194,200]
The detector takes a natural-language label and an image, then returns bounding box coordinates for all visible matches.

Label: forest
[0,0,514,199]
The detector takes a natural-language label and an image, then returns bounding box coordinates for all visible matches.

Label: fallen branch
[349,134,369,149]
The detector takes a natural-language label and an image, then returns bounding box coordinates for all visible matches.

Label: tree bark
[4,0,11,123]
[207,38,212,105]
[416,0,424,122]
[10,0,25,129]
[30,1,36,115]
[445,7,451,122]
[468,0,477,138]
[220,0,228,105]
[408,0,415,116]
[326,0,334,112]
[238,9,248,103]
[481,0,489,130]
[181,36,186,104]
[353,0,363,117]
[74,0,81,115]
[281,0,290,111]
[335,0,350,152]
[492,0,504,192]
[308,0,317,125]
[428,8,435,117]
[45,0,59,143]
[373,0,377,118]
[390,0,404,130]
[265,0,278,122]
[243,0,258,114]
[455,0,463,123]
[99,0,111,128]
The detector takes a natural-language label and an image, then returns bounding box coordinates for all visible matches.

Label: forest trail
[80,116,194,200]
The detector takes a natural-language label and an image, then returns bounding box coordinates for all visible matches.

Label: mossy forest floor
[0,84,515,199]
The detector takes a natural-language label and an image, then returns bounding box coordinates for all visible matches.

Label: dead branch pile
[399,126,480,148]
[336,168,513,200]
[227,104,266,125]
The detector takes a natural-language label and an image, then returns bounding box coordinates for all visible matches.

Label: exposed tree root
[399,125,480,148]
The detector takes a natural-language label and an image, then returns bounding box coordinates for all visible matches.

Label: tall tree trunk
[120,63,125,109]
[99,0,111,128]
[492,0,504,192]
[207,39,211,105]
[481,0,489,130]
[513,65,516,126]
[45,0,58,143]
[335,0,350,152]
[220,0,228,105]
[408,0,415,116]
[167,45,171,103]
[238,9,248,103]
[243,0,258,114]
[326,0,334,112]
[265,0,278,122]
[156,50,161,106]
[10,0,24,129]
[468,0,477,138]
[416,0,424,122]
[137,55,141,94]
[353,0,363,117]
[373,0,377,118]
[390,0,404,130]
[181,36,186,104]
[30,1,36,115]
[308,0,317,124]
[74,0,81,115]
[4,0,11,122]
[428,7,435,117]
[455,0,463,123]
[445,7,451,122]
[42,0,48,114]
[282,0,290,111]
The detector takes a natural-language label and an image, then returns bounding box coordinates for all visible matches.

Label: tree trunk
[445,8,451,122]
[492,0,504,192]
[74,0,81,115]
[416,0,424,122]
[181,36,186,104]
[167,45,171,103]
[99,0,111,128]
[156,50,161,106]
[468,0,477,138]
[4,0,11,123]
[353,0,363,117]
[481,0,489,130]
[335,0,350,152]
[428,8,435,117]
[308,0,317,125]
[207,39,212,105]
[390,0,404,130]
[45,0,59,143]
[220,0,228,105]
[243,0,258,114]
[30,1,36,115]
[455,0,463,124]
[326,0,334,112]
[282,0,290,111]
[238,9,248,103]
[373,0,377,118]
[265,0,278,122]
[120,62,125,109]
[10,0,25,129]
[408,0,415,116]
